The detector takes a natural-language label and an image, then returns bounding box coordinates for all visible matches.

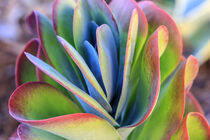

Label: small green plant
[9,0,210,139]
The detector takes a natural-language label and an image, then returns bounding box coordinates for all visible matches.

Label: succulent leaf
[25,52,119,127]
[73,0,118,57]
[139,1,183,82]
[97,24,118,102]
[9,0,209,139]
[26,11,85,90]
[110,0,148,89]
[52,0,76,46]
[115,9,139,120]
[16,39,39,87]
[18,124,66,140]
[128,56,199,139]
[171,112,210,140]
[57,36,112,112]
[17,114,121,140]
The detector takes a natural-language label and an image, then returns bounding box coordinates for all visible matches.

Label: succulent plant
[156,0,210,65]
[9,0,210,140]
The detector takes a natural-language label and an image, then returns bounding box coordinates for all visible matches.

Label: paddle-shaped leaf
[16,39,39,87]
[52,0,77,46]
[73,0,118,56]
[171,112,210,140]
[128,55,199,140]
[115,9,139,120]
[17,124,66,140]
[25,53,119,127]
[9,82,81,120]
[57,36,112,112]
[97,24,118,102]
[110,0,148,87]
[26,11,85,90]
[17,114,121,140]
[121,26,167,127]
[139,1,183,82]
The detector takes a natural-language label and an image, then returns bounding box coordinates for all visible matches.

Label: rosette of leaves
[156,0,210,65]
[9,0,210,140]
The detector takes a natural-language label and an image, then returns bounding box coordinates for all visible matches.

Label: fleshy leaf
[171,112,210,140]
[52,0,76,46]
[17,114,121,140]
[73,0,118,56]
[57,36,112,112]
[139,1,183,82]
[18,124,66,140]
[26,11,85,90]
[185,93,204,116]
[115,9,139,120]
[36,47,69,95]
[121,25,164,126]
[110,0,148,87]
[25,53,119,127]
[96,24,118,102]
[185,56,199,89]
[9,82,81,120]
[128,56,198,139]
[16,39,39,87]
[82,41,103,87]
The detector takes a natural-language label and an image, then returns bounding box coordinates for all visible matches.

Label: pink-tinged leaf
[121,25,164,127]
[17,124,66,140]
[16,114,121,140]
[16,39,39,87]
[128,56,197,140]
[96,24,118,102]
[139,1,183,82]
[9,82,81,121]
[185,93,204,116]
[184,56,199,90]
[73,0,118,56]
[25,53,119,127]
[57,36,112,112]
[110,0,148,86]
[115,9,139,120]
[52,0,76,46]
[171,112,210,140]
[26,11,85,90]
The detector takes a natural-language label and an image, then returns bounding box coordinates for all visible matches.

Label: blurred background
[0,0,209,139]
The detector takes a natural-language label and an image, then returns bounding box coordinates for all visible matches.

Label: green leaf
[110,0,148,87]
[18,124,66,140]
[128,56,198,140]
[26,11,85,90]
[17,114,121,140]
[171,112,210,140]
[73,0,118,56]
[115,9,139,120]
[9,82,81,120]
[52,0,77,46]
[16,39,39,87]
[25,53,119,127]
[96,24,118,102]
[139,1,183,82]
[57,36,112,112]
[121,25,165,127]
